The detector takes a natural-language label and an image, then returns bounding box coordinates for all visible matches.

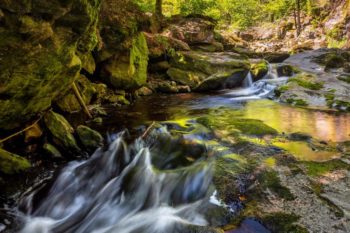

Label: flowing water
[4,64,350,233]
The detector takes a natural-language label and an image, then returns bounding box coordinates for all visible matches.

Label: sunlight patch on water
[273,141,340,161]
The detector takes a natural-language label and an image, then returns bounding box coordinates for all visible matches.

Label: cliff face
[0,0,101,130]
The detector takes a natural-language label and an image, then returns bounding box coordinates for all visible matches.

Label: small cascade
[243,72,254,88]
[225,62,290,101]
[18,131,213,233]
[263,64,278,79]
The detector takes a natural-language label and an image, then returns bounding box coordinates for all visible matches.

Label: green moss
[76,125,103,150]
[302,160,349,177]
[232,119,278,136]
[286,98,308,107]
[324,53,346,68]
[337,75,350,84]
[288,74,324,90]
[250,60,268,80]
[167,67,201,88]
[275,85,290,96]
[213,156,252,202]
[0,148,31,174]
[258,171,295,200]
[262,212,308,233]
[44,110,81,152]
[103,32,149,90]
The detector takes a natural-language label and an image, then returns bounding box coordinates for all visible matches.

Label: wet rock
[194,71,247,92]
[44,110,81,153]
[168,51,250,91]
[101,33,149,90]
[43,143,62,159]
[0,0,101,130]
[56,75,97,113]
[76,125,103,151]
[276,64,299,77]
[135,86,153,96]
[0,148,31,175]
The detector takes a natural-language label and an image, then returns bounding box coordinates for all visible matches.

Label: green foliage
[135,0,318,29]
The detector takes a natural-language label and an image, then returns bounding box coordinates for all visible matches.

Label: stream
[2,65,350,233]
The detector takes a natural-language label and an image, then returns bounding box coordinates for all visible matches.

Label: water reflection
[98,94,350,143]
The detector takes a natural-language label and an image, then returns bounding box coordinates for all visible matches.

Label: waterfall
[18,131,213,233]
[243,72,254,88]
[263,64,278,79]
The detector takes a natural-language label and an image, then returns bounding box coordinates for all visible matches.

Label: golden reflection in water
[272,141,340,161]
[243,100,350,142]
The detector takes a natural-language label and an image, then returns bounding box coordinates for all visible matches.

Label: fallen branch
[0,117,42,144]
[72,81,92,119]
[141,121,155,139]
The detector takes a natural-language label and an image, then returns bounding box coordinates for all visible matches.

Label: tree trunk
[155,0,163,18]
[151,0,163,33]
[296,0,302,36]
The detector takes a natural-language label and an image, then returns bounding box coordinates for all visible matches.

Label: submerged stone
[0,148,31,174]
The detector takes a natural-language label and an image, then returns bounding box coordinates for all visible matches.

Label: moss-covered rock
[168,51,250,91]
[43,143,62,159]
[261,212,308,233]
[288,73,324,90]
[44,110,80,153]
[0,0,101,130]
[232,119,278,136]
[167,68,202,88]
[101,33,149,90]
[76,125,103,151]
[0,148,31,174]
[195,70,248,92]
[251,60,269,81]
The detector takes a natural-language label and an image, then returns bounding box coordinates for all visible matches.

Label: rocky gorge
[0,0,350,233]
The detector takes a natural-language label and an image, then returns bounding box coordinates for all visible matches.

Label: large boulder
[145,33,190,59]
[167,51,250,91]
[0,0,101,130]
[100,33,149,90]
[164,15,217,45]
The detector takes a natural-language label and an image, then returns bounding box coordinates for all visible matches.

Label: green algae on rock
[0,148,31,174]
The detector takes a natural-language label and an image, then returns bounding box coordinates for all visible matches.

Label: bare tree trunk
[296,0,302,36]
[151,0,163,33]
